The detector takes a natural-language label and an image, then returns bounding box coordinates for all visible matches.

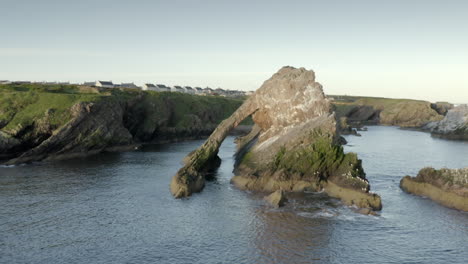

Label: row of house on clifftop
[0,79,253,97]
[88,81,252,97]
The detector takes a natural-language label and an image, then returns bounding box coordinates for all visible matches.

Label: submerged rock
[400,167,468,211]
[264,190,288,208]
[171,66,382,211]
[427,105,468,140]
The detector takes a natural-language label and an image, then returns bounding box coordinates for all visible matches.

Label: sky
[1,0,467,103]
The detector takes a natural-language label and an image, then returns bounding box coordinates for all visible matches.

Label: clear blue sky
[1,0,467,103]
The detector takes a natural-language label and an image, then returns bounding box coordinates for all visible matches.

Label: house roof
[174,86,183,89]
[145,83,156,87]
[98,81,113,85]
[156,84,167,88]
[185,86,194,90]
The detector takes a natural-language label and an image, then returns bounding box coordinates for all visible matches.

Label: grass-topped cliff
[330,95,447,128]
[0,83,244,164]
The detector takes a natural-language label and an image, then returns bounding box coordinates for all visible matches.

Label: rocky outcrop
[5,101,135,164]
[332,96,445,129]
[0,90,243,164]
[400,167,468,211]
[426,105,468,140]
[264,190,288,208]
[431,102,454,116]
[0,131,21,159]
[171,66,382,211]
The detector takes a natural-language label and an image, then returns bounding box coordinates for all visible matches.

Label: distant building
[184,86,195,94]
[95,81,114,88]
[194,87,203,94]
[156,84,170,92]
[12,81,31,84]
[202,87,214,95]
[120,83,140,89]
[83,82,95,86]
[214,88,226,96]
[142,83,157,91]
[0,80,11,85]
[172,85,185,93]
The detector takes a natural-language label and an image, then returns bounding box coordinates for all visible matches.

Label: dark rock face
[430,102,454,116]
[171,66,382,210]
[400,167,468,211]
[5,101,135,165]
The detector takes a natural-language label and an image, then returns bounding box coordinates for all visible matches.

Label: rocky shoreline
[400,167,468,211]
[0,85,244,165]
[425,105,468,140]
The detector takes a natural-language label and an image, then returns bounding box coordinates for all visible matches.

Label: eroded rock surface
[400,167,468,211]
[426,105,468,140]
[264,190,288,208]
[171,66,382,210]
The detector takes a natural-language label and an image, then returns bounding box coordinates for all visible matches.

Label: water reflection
[1,131,468,264]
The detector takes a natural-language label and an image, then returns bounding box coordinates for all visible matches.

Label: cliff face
[400,167,468,211]
[0,85,243,164]
[332,96,446,128]
[426,105,468,140]
[171,67,382,211]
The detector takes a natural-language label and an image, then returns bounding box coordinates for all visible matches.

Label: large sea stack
[170,66,382,210]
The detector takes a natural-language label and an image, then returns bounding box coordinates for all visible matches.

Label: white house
[172,85,185,93]
[143,83,157,91]
[184,86,195,94]
[202,87,214,95]
[95,81,114,88]
[194,87,203,94]
[214,88,226,96]
[156,84,170,92]
[120,83,140,89]
[0,80,11,85]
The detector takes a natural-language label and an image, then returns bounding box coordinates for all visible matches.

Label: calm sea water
[1,126,467,264]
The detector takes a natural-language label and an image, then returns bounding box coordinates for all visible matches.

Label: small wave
[0,164,23,168]
[297,209,338,219]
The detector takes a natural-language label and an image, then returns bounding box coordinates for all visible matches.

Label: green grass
[0,83,244,136]
[0,85,101,132]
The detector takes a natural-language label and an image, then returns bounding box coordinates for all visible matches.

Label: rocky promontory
[425,104,468,140]
[400,167,468,211]
[331,95,448,129]
[171,66,382,211]
[0,84,243,164]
